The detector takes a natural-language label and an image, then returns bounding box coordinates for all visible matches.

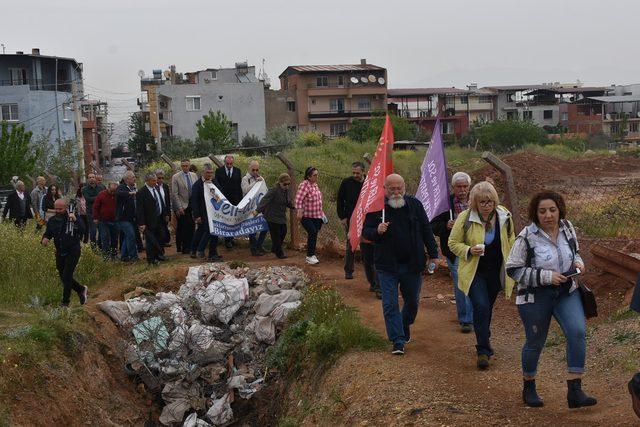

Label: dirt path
[84,245,638,426]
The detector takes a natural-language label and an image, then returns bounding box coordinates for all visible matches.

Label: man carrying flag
[355,116,439,356]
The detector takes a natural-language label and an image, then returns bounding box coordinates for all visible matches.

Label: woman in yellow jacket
[448,181,516,370]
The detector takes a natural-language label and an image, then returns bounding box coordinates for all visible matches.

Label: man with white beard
[362,174,439,355]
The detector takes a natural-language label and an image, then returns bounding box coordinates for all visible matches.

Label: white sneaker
[311,255,319,263]
[305,256,319,265]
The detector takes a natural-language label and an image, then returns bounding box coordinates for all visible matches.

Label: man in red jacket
[93,181,118,260]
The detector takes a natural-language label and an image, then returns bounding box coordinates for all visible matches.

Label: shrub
[163,136,198,160]
[558,136,586,152]
[294,131,324,147]
[477,118,548,153]
[266,124,298,146]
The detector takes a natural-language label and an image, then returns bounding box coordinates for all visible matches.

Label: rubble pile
[97,263,308,426]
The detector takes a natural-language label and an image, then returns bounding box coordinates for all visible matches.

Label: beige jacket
[171,171,198,211]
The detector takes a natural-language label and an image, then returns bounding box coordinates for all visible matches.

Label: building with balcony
[81,100,110,172]
[139,63,267,147]
[0,48,83,146]
[277,60,387,137]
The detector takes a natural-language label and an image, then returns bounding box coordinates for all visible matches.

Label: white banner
[204,180,268,237]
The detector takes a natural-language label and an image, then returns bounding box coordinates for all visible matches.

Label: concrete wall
[264,89,297,131]
[159,80,266,142]
[518,105,559,127]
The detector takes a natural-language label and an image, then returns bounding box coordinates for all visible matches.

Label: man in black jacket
[363,174,439,356]
[430,171,473,333]
[116,171,139,262]
[337,162,365,280]
[191,164,222,261]
[215,155,242,249]
[137,172,165,265]
[41,198,88,306]
[155,169,172,248]
[2,181,33,228]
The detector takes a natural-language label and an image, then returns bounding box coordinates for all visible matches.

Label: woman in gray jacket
[506,190,596,409]
[256,173,294,259]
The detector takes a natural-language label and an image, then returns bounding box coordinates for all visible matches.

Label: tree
[195,110,233,155]
[476,118,548,153]
[163,136,197,160]
[128,112,156,165]
[0,121,36,184]
[265,124,298,146]
[30,133,81,192]
[346,112,414,142]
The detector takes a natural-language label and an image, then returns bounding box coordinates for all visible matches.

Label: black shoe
[391,343,405,355]
[79,286,88,305]
[403,326,411,343]
[190,252,197,259]
[523,380,544,407]
[208,254,223,262]
[197,252,205,259]
[182,250,191,255]
[567,379,597,408]
[477,354,490,370]
[345,272,353,280]
[629,375,640,419]
[461,323,472,334]
[257,247,266,255]
[276,253,287,259]
[148,260,160,266]
[157,254,167,261]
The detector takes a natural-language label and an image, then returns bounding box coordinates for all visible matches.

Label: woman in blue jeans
[506,191,596,409]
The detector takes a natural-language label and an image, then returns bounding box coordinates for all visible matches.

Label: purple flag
[416,119,451,220]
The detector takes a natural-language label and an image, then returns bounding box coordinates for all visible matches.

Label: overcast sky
[4,0,640,122]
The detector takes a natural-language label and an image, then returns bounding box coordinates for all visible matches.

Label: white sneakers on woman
[305,255,320,265]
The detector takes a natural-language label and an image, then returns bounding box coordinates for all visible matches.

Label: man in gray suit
[171,159,198,254]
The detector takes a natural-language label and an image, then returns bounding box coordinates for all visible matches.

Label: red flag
[349,115,394,251]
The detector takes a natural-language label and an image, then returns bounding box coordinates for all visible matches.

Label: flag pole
[382,208,385,223]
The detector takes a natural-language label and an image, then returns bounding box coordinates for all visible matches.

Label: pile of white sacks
[97,263,308,426]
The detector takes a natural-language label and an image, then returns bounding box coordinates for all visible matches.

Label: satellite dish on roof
[637,112,640,118]
[606,114,611,120]
[137,70,145,78]
[360,76,368,83]
[350,76,359,84]
[368,74,376,83]
[163,70,172,78]
[378,77,386,85]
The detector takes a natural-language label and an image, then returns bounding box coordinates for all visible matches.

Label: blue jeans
[249,231,268,250]
[518,287,586,377]
[300,217,323,256]
[468,275,501,356]
[377,264,423,345]
[98,220,118,258]
[446,257,473,325]
[117,221,138,261]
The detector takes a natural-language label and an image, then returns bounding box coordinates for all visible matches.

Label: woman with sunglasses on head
[256,173,295,259]
[506,190,596,409]
[295,167,326,265]
[448,181,516,370]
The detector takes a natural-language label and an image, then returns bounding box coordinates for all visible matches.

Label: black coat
[2,191,33,220]
[215,166,242,205]
[136,186,163,229]
[116,183,137,222]
[190,178,220,222]
[336,177,363,221]
[430,194,456,262]
[362,195,439,273]
[157,183,171,216]
[43,213,84,255]
[257,185,294,224]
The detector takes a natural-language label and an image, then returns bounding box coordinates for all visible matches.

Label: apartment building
[0,48,83,146]
[81,100,110,172]
[278,60,387,137]
[139,63,266,146]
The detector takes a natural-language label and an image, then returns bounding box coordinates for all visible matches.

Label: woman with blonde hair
[448,181,516,370]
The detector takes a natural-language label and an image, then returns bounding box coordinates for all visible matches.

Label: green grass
[612,330,640,344]
[267,283,386,376]
[610,308,640,322]
[0,222,119,308]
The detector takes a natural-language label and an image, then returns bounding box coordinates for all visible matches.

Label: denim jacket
[506,220,584,305]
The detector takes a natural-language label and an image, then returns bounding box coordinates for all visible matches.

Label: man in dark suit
[2,180,33,228]
[191,163,222,261]
[137,172,166,265]
[155,169,172,248]
[116,171,139,262]
[215,155,242,249]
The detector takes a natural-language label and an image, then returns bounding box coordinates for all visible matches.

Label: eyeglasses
[479,200,495,207]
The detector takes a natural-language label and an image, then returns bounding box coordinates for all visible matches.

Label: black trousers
[144,226,163,263]
[175,208,194,253]
[360,241,379,290]
[267,221,287,257]
[344,220,355,274]
[191,220,219,257]
[56,247,83,305]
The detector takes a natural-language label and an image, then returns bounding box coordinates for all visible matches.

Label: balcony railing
[0,79,71,92]
[308,109,375,119]
[307,81,386,89]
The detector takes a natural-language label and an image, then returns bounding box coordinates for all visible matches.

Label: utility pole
[72,81,86,181]
[54,58,62,142]
[156,90,162,152]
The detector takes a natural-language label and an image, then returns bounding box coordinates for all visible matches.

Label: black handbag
[578,282,598,318]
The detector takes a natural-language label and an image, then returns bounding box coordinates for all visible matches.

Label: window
[287,126,297,132]
[310,98,316,105]
[0,104,19,121]
[186,96,201,111]
[330,98,345,111]
[477,112,490,122]
[9,68,27,85]
[287,101,296,112]
[210,70,217,80]
[610,124,619,134]
[561,112,568,121]
[441,121,454,134]
[140,91,149,104]
[316,76,328,87]
[522,110,533,120]
[543,110,553,119]
[337,75,344,87]
[479,96,492,104]
[506,92,515,103]
[460,96,468,104]
[506,111,515,120]
[630,122,639,133]
[330,123,347,137]
[230,123,239,143]
[357,97,371,111]
[62,102,71,122]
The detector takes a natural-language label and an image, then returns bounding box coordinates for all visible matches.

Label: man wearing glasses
[242,160,268,256]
